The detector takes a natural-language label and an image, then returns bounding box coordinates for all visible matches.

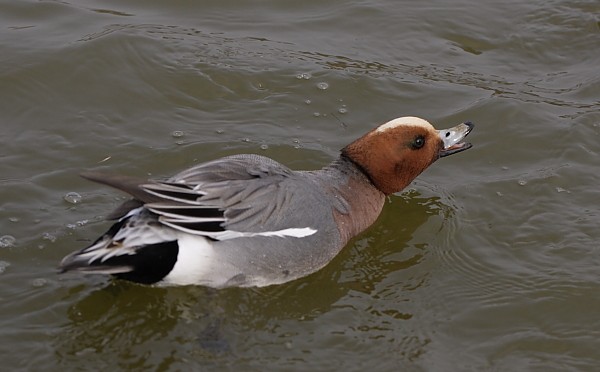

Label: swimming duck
[60,116,473,287]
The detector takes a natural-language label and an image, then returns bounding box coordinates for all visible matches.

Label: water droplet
[304,99,311,105]
[171,130,184,138]
[0,235,15,248]
[313,112,321,117]
[31,278,47,287]
[316,82,329,90]
[260,144,269,150]
[338,107,348,114]
[293,139,300,144]
[242,138,251,143]
[216,129,224,134]
[0,261,10,274]
[8,217,19,223]
[64,192,82,204]
[517,180,527,186]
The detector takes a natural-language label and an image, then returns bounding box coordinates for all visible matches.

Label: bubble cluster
[296,72,312,80]
[0,261,9,274]
[42,232,57,243]
[0,235,16,248]
[66,220,89,229]
[31,278,47,287]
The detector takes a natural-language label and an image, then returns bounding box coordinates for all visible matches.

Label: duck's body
[60,116,473,287]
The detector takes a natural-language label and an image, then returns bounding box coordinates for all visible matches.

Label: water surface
[1,0,599,370]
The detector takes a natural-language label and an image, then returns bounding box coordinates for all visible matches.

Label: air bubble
[260,144,269,150]
[316,82,329,90]
[171,130,184,138]
[64,192,82,204]
[517,180,527,186]
[338,107,348,114]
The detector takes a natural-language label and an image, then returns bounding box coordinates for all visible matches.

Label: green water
[1,0,599,370]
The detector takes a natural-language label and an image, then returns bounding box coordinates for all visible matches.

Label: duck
[59,116,473,287]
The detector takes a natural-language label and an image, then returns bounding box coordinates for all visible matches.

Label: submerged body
[60,116,474,287]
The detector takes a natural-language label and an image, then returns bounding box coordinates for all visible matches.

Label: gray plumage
[62,154,386,287]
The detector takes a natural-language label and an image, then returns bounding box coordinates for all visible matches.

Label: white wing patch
[375,116,433,133]
[238,227,317,238]
[157,218,317,241]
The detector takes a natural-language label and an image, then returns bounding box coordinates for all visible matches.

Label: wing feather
[82,154,318,239]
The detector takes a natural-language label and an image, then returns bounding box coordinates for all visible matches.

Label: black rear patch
[102,240,179,284]
[168,220,224,232]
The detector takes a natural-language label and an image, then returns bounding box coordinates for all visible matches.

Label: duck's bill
[438,122,474,158]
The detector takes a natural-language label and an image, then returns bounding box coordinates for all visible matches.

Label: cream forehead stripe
[375,116,433,133]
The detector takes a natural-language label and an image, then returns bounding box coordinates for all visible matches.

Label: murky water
[1,0,599,370]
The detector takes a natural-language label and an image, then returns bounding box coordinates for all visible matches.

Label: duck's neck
[314,156,386,244]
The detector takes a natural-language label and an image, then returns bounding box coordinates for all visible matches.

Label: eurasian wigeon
[60,116,473,287]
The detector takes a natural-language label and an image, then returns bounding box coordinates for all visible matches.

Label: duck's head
[341,116,474,195]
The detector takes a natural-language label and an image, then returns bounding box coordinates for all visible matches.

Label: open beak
[438,121,474,158]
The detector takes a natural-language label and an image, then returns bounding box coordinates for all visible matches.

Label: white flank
[162,234,215,286]
[375,116,433,133]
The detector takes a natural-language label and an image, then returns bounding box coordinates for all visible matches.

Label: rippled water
[1,0,599,370]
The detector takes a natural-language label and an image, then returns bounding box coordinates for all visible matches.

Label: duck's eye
[412,135,425,149]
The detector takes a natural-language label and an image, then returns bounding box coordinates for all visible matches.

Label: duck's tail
[59,209,180,284]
